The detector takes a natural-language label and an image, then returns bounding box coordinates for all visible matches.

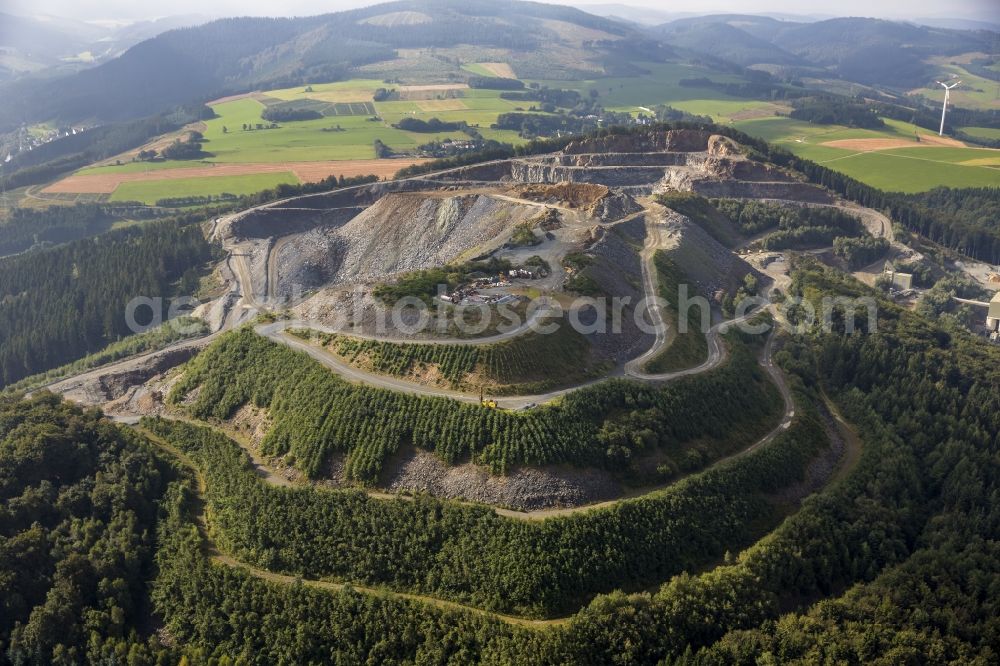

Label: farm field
[109,173,300,204]
[733,115,1000,192]
[960,126,1000,141]
[42,65,1000,201]
[48,159,424,195]
[914,56,1000,110]
[461,62,517,78]
[48,78,527,200]
[531,62,746,112]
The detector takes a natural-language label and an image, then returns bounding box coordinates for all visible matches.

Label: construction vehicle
[479,386,498,409]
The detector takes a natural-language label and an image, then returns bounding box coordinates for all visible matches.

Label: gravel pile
[384,448,622,511]
[659,209,759,298]
[275,193,538,292]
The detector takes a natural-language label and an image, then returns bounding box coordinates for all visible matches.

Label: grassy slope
[733,115,1000,193]
[960,126,1000,140]
[297,316,611,395]
[915,59,1000,110]
[110,172,300,204]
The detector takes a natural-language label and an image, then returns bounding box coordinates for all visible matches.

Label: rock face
[562,129,712,154]
[509,159,669,186]
[691,180,833,203]
[707,134,741,157]
[577,219,655,362]
[590,190,643,220]
[565,152,689,167]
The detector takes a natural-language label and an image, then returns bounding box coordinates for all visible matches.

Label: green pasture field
[733,114,1000,192]
[531,62,743,109]
[166,98,463,163]
[79,160,207,175]
[67,70,1000,197]
[808,150,1000,192]
[77,84,526,177]
[961,126,1000,140]
[916,60,1000,110]
[108,172,300,204]
[878,146,1000,165]
[265,79,389,102]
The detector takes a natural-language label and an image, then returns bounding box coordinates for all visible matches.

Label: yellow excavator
[479,386,498,409]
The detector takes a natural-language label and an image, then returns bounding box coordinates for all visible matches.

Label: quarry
[45,127,893,510]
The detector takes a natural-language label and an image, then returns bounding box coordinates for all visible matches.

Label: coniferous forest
[0,218,215,387]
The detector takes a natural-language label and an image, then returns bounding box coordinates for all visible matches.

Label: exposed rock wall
[562,129,712,154]
[561,152,690,167]
[691,180,833,203]
[579,224,655,362]
[382,448,622,511]
[509,160,668,186]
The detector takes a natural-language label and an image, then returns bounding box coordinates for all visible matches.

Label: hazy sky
[2,0,997,23]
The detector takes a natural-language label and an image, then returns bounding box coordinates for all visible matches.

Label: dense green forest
[833,234,890,269]
[0,204,116,257]
[789,96,885,128]
[169,327,782,482]
[0,394,170,664]
[142,401,820,617]
[0,107,211,190]
[138,260,1000,660]
[0,1,629,132]
[709,199,865,250]
[1,317,207,396]
[0,218,215,387]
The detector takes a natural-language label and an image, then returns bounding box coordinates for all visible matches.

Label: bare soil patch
[478,62,517,78]
[821,134,965,151]
[729,104,790,121]
[416,99,468,111]
[43,159,430,194]
[510,182,610,208]
[206,91,269,106]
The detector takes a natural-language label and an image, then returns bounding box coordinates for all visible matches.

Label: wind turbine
[936,80,961,136]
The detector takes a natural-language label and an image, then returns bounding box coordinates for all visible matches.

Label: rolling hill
[0,0,639,132]
[654,14,997,88]
[0,12,209,83]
